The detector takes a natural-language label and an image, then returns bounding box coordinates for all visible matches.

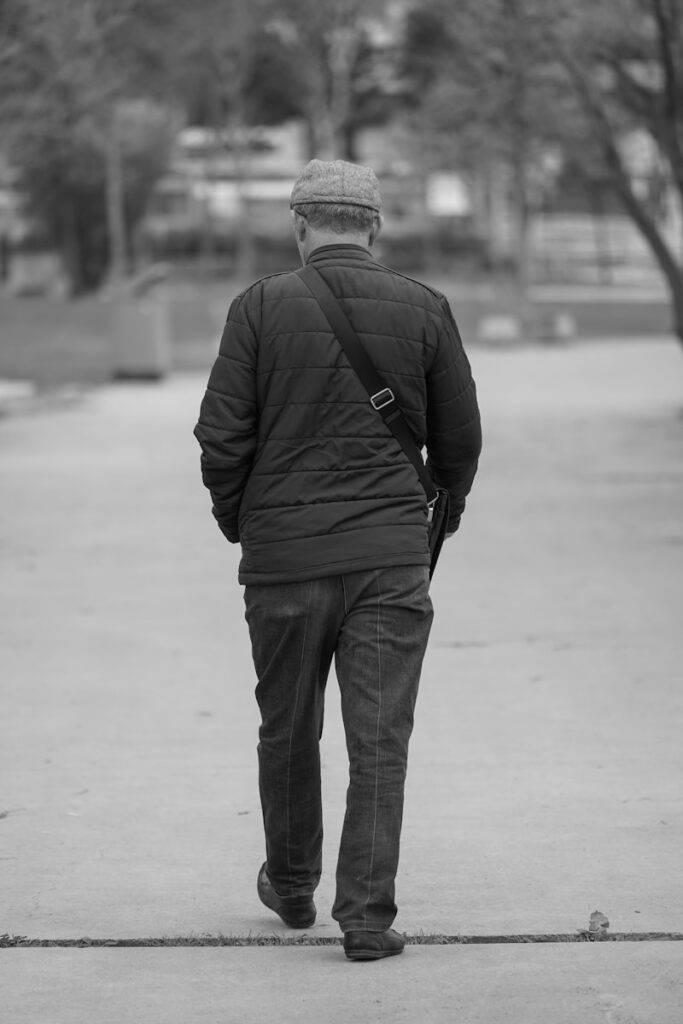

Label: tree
[264,0,396,160]
[400,0,683,345]
[544,0,683,345]
[0,0,175,292]
[1,0,405,287]
[399,0,561,291]
[165,0,400,271]
[166,0,275,275]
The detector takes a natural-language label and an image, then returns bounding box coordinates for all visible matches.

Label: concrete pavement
[1,336,682,1020]
[3,944,683,1024]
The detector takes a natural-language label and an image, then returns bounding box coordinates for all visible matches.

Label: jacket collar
[306,244,375,265]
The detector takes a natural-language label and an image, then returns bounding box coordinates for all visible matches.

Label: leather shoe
[257,863,316,929]
[343,928,405,961]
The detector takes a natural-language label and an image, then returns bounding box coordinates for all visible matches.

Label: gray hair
[292,202,379,235]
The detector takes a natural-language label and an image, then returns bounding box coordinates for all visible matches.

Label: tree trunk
[610,155,683,345]
[511,143,531,295]
[341,122,358,162]
[502,0,531,296]
[230,119,255,280]
[60,194,84,297]
[667,273,683,342]
[483,160,511,269]
[305,80,336,160]
[588,182,614,287]
[557,43,683,347]
[104,110,128,285]
[329,27,358,161]
[226,0,255,279]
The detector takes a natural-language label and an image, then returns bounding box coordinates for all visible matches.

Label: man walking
[194,159,481,960]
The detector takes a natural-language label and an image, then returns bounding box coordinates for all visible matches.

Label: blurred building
[139,122,306,268]
[4,114,678,289]
[138,119,477,273]
[138,114,679,287]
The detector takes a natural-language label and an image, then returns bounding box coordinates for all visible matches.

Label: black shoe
[343,928,405,961]
[257,863,316,929]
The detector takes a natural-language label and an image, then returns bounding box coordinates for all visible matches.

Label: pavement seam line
[2,933,683,948]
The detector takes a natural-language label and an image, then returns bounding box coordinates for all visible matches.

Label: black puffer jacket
[194,244,481,585]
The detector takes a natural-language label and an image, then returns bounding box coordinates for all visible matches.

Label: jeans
[243,565,433,932]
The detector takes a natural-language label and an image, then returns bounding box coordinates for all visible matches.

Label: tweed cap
[290,159,382,213]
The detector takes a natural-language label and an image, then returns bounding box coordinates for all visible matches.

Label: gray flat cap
[290,159,382,212]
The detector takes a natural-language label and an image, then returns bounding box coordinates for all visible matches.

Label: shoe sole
[344,946,404,961]
[278,919,315,928]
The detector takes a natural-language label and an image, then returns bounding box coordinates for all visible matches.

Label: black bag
[427,488,450,576]
[298,263,450,579]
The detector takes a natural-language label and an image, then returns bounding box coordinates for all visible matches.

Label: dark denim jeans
[243,565,433,933]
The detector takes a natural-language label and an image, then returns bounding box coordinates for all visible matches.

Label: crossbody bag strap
[298,262,437,503]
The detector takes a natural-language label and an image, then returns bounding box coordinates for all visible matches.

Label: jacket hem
[238,552,430,586]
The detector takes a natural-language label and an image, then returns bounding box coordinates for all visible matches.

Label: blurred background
[1,0,682,384]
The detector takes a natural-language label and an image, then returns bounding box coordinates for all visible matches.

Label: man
[194,159,481,961]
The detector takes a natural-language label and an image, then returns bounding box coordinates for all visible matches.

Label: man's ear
[292,211,307,244]
[368,213,383,247]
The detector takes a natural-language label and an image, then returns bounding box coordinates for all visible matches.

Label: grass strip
[2,932,683,948]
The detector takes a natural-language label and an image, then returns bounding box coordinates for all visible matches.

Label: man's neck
[303,231,371,261]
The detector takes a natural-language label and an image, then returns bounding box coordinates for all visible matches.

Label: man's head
[290,159,383,262]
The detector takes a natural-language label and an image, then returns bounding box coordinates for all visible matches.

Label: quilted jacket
[194,244,481,585]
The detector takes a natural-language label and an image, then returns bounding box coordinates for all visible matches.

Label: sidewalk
[1,337,682,1021]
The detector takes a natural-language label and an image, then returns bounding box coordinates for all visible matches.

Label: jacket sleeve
[425,297,482,533]
[193,291,258,543]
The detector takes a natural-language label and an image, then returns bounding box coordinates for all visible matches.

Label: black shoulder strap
[298,262,437,503]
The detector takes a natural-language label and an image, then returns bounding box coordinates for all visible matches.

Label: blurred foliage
[0,0,177,292]
[170,0,403,158]
[259,0,402,159]
[12,105,174,293]
[400,0,683,332]
[1,0,682,329]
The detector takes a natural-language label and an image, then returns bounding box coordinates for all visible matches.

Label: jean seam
[364,571,382,929]
[285,579,312,889]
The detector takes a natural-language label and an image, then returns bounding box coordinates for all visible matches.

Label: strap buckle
[370,387,395,411]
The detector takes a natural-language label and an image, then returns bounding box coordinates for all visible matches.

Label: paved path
[1,337,682,1020]
[3,944,683,1024]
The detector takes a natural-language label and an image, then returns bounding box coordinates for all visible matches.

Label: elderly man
[194,159,481,961]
